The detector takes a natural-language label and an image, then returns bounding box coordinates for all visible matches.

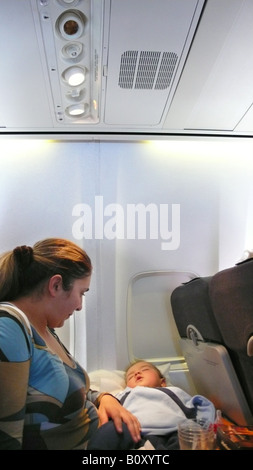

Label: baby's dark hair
[125,360,165,382]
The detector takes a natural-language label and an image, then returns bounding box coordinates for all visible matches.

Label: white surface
[0,137,253,373]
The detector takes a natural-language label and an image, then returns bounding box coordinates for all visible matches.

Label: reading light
[57,0,78,5]
[66,103,88,117]
[63,66,85,86]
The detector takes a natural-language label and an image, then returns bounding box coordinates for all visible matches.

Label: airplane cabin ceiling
[0,0,252,138]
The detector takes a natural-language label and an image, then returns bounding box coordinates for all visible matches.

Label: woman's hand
[98,394,141,444]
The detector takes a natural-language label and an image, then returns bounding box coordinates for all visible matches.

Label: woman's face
[48,275,91,328]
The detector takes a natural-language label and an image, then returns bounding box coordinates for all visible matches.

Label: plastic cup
[178,420,215,450]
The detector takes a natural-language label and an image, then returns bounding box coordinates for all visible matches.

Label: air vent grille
[118,50,178,90]
[118,51,138,89]
[155,52,178,90]
[135,51,160,89]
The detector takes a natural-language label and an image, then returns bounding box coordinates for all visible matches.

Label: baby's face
[126,362,165,388]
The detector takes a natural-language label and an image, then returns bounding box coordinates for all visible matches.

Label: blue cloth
[87,386,215,450]
[87,421,180,450]
[116,386,216,435]
[0,307,100,450]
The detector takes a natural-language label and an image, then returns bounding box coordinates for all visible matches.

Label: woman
[0,238,141,450]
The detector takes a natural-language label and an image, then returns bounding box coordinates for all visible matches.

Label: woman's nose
[75,300,83,312]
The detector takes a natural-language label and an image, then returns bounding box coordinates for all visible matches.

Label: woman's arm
[97,394,141,444]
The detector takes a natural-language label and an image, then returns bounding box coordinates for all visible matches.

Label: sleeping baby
[87,360,216,450]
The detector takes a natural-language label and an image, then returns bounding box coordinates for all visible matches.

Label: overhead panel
[164,0,253,132]
[184,0,253,131]
[0,0,252,136]
[104,0,206,127]
[0,0,54,129]
[30,0,103,127]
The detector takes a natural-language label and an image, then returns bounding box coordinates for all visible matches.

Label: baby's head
[125,360,166,388]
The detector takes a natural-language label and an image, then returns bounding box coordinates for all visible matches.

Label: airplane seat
[209,258,253,422]
[170,276,222,344]
[171,276,253,425]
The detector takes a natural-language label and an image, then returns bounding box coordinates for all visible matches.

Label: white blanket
[115,385,216,436]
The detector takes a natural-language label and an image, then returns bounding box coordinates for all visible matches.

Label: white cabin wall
[216,144,253,269]
[95,137,253,369]
[98,141,218,369]
[0,139,101,370]
[0,137,253,373]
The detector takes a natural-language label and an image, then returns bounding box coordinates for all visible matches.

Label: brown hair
[0,238,92,301]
